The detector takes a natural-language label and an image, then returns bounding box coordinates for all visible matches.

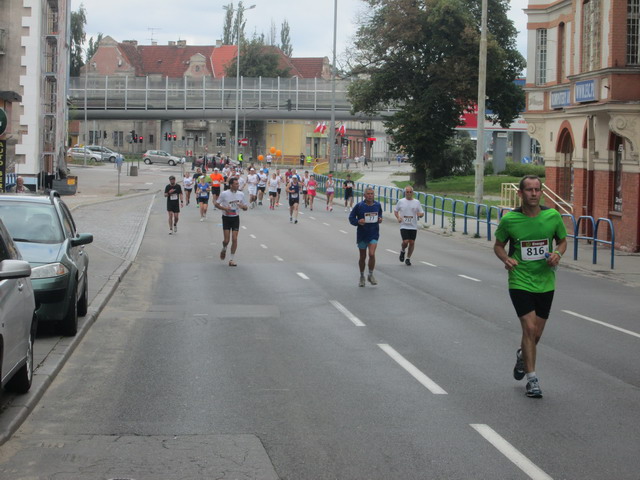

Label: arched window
[558,129,574,202]
[611,135,624,212]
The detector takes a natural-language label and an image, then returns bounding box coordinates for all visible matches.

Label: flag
[313,122,322,133]
[320,122,327,134]
[337,124,346,136]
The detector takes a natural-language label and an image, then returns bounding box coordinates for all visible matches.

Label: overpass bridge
[68,75,395,121]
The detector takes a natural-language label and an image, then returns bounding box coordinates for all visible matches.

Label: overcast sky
[72,0,529,62]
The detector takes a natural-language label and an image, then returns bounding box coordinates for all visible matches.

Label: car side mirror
[0,259,32,279]
[71,233,94,247]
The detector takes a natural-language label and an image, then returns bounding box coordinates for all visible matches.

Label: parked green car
[0,191,93,336]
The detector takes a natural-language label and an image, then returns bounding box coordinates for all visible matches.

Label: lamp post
[328,0,338,172]
[224,3,256,164]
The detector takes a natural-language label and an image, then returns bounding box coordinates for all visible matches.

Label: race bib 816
[520,239,549,261]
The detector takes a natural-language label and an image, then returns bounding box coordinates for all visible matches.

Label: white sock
[527,372,537,381]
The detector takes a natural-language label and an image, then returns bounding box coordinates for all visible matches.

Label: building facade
[523,0,640,251]
[0,0,71,189]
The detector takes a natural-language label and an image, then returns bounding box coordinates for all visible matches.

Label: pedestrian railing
[315,174,616,269]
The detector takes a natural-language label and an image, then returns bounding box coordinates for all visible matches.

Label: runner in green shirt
[494,175,567,398]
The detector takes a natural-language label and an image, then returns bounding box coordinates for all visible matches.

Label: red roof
[211,46,238,78]
[290,58,330,79]
[135,45,215,77]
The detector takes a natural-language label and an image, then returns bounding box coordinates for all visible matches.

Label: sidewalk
[356,162,640,288]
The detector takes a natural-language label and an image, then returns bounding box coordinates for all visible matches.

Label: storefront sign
[0,140,6,192]
[550,89,571,109]
[575,80,597,103]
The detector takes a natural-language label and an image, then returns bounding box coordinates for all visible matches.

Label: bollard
[130,165,138,176]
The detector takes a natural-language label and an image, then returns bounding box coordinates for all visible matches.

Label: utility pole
[328,0,338,173]
[474,0,488,204]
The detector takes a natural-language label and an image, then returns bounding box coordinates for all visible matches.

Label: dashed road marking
[470,424,553,480]
[386,249,399,255]
[260,244,268,249]
[249,234,257,239]
[274,256,284,262]
[330,300,365,327]
[323,222,330,226]
[458,274,481,282]
[241,226,247,230]
[339,230,348,234]
[563,310,640,339]
[420,261,437,267]
[297,272,310,280]
[309,216,316,220]
[377,344,447,395]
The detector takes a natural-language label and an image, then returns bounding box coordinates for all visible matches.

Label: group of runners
[166,171,565,398]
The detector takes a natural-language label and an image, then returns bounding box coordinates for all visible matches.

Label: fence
[314,175,616,269]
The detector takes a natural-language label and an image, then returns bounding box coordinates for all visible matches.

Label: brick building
[522,0,640,251]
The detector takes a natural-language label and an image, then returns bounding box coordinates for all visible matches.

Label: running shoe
[200,217,204,222]
[173,225,177,233]
[525,377,543,398]
[220,249,226,260]
[367,273,378,285]
[290,217,293,223]
[330,207,333,212]
[345,207,348,212]
[399,250,405,262]
[405,258,411,266]
[359,275,366,287]
[513,349,525,381]
[168,230,173,235]
[294,219,298,224]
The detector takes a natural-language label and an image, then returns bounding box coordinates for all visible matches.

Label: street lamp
[224,3,256,164]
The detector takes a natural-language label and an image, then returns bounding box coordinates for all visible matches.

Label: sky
[72,0,529,62]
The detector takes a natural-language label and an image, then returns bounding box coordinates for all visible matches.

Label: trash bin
[130,165,138,176]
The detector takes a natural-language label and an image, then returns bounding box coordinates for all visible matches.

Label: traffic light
[164,132,168,141]
[173,134,177,141]
[286,99,292,111]
[130,130,136,143]
[139,135,144,143]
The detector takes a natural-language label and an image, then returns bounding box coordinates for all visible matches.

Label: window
[216,133,226,146]
[113,131,124,147]
[535,29,547,85]
[628,0,640,65]
[582,0,601,72]
[613,136,624,212]
[557,23,566,81]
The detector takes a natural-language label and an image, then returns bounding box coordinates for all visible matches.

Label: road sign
[0,108,7,136]
[239,138,248,146]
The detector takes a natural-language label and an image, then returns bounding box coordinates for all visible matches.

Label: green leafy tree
[223,3,234,44]
[348,0,525,184]
[280,20,292,56]
[85,33,103,63]
[69,4,87,77]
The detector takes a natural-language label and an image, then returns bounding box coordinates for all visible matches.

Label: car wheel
[91,156,100,162]
[168,160,176,166]
[7,315,36,394]
[144,158,152,165]
[77,276,88,317]
[109,156,116,163]
[60,285,78,336]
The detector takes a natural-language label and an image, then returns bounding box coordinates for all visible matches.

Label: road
[0,190,638,479]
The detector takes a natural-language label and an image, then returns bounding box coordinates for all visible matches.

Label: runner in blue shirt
[349,187,383,287]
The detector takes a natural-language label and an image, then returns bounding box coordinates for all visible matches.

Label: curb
[0,194,155,446]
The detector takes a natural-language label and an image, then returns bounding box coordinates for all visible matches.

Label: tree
[69,4,87,77]
[224,37,291,78]
[86,33,103,63]
[280,20,292,56]
[347,0,525,185]
[222,3,234,44]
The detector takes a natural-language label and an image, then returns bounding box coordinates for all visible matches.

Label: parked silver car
[142,150,181,166]
[86,145,119,162]
[67,146,120,163]
[0,218,37,394]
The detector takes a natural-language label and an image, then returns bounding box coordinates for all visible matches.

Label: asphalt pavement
[0,159,637,449]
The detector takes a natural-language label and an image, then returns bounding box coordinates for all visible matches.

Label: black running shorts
[222,215,240,231]
[508,289,555,320]
[400,229,417,241]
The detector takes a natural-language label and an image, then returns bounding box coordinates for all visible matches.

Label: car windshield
[0,203,65,244]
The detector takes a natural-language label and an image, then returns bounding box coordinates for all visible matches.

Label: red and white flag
[313,122,322,133]
[320,122,327,134]
[337,124,346,136]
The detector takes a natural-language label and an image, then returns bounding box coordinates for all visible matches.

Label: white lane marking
[309,216,316,220]
[339,230,348,234]
[241,226,247,230]
[330,300,366,327]
[377,344,447,395]
[470,424,553,480]
[297,272,310,280]
[274,256,284,262]
[562,310,640,339]
[421,261,437,267]
[323,222,330,226]
[458,274,481,282]
[249,234,256,239]
[386,249,399,254]
[260,244,268,249]
[193,314,208,317]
